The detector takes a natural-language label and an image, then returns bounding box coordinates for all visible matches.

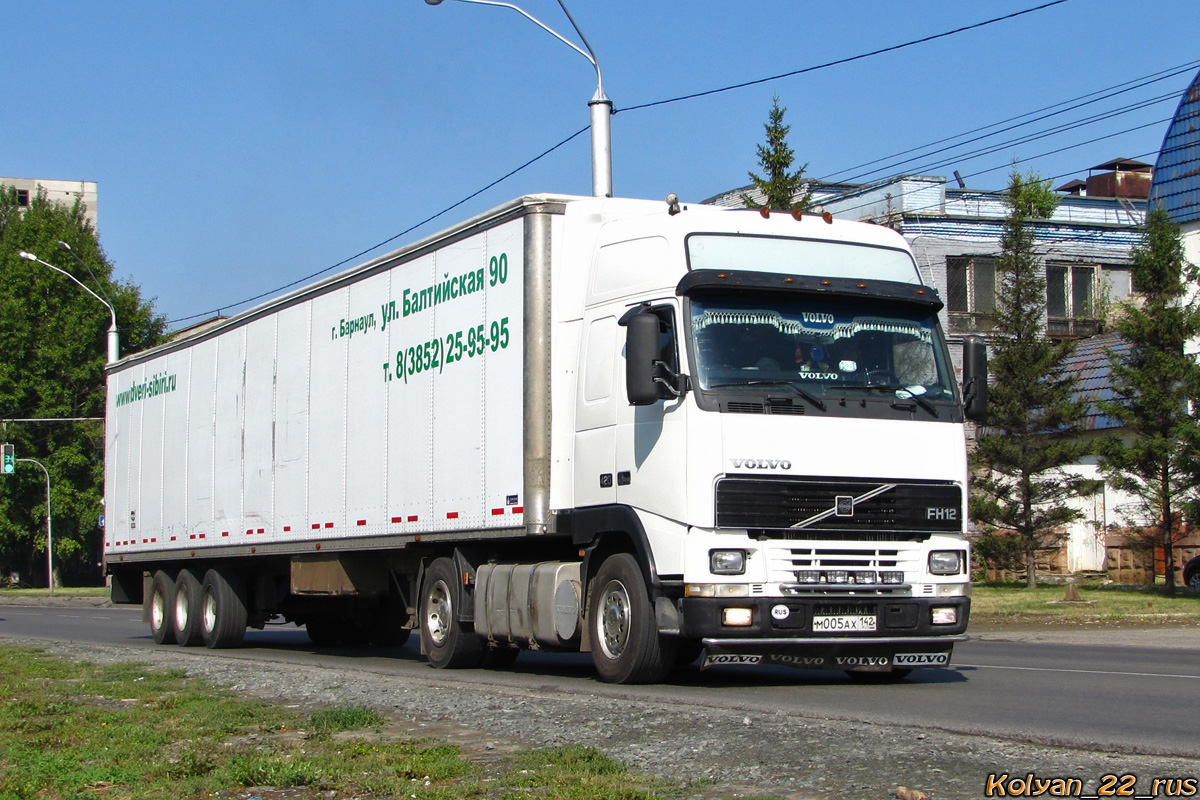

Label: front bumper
[681,595,969,670]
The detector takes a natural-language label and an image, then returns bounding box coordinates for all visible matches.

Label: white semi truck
[104,194,986,684]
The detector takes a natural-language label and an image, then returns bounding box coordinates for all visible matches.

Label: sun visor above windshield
[676,269,945,313]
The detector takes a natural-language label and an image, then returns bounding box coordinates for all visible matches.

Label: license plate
[813,614,877,632]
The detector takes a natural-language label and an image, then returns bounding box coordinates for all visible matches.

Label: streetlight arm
[426,0,612,197]
[428,0,601,89]
[553,0,605,100]
[19,251,120,363]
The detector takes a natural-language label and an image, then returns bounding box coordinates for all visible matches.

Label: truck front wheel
[588,553,676,684]
[420,557,482,669]
[149,570,177,645]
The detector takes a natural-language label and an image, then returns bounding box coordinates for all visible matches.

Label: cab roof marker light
[791,208,804,221]
[759,206,771,219]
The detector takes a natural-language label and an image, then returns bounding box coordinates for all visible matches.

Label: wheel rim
[597,579,631,660]
[174,589,189,631]
[426,579,452,647]
[1189,573,1200,591]
[202,591,218,634]
[151,589,167,632]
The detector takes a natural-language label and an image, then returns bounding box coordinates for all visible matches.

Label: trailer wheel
[420,557,482,669]
[172,569,205,647]
[304,617,341,646]
[149,570,177,645]
[587,553,676,684]
[200,568,247,649]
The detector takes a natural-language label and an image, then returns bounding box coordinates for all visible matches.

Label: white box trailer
[105,194,985,683]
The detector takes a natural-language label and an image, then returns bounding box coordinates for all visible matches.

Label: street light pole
[18,251,119,364]
[425,0,613,198]
[16,458,53,594]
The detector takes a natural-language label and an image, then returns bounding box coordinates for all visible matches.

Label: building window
[1046,262,1103,338]
[946,256,996,332]
[15,188,30,207]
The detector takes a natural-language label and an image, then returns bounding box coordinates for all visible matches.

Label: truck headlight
[929,550,964,575]
[931,606,958,625]
[722,607,754,626]
[710,549,746,575]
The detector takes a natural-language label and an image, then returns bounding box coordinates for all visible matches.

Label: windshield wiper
[894,394,939,418]
[708,379,828,412]
[835,383,940,418]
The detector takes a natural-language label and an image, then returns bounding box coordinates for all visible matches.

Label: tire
[420,557,483,669]
[587,553,676,684]
[1187,568,1200,592]
[304,617,341,646]
[149,570,177,645]
[200,568,247,649]
[172,569,205,647]
[846,668,914,683]
[372,622,411,648]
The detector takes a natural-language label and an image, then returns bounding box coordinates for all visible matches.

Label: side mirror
[623,311,662,406]
[962,336,988,422]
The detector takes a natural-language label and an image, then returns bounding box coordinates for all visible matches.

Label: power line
[166,0,1075,327]
[819,59,1200,183]
[882,96,1176,180]
[616,0,1073,114]
[168,126,589,325]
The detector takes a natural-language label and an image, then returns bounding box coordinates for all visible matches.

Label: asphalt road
[2,603,1197,758]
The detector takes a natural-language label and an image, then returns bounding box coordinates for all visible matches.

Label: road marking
[955,663,1200,680]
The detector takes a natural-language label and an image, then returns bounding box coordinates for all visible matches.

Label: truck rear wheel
[420,557,482,669]
[172,569,205,646]
[200,568,247,649]
[149,570,177,645]
[588,553,675,684]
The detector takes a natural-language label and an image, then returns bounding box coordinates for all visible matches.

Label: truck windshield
[688,293,956,404]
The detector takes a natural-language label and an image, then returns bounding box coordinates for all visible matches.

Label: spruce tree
[1097,207,1200,596]
[741,95,812,212]
[970,170,1098,588]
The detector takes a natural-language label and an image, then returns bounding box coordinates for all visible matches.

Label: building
[1148,67,1200,263]
[0,176,98,229]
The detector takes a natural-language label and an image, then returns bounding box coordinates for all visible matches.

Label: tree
[741,95,812,212]
[1097,207,1200,596]
[0,185,166,586]
[970,170,1098,588]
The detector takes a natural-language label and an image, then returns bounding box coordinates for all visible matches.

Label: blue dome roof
[1148,69,1200,224]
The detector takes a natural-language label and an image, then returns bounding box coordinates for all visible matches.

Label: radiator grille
[715,476,961,534]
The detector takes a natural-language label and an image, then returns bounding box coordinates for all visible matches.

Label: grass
[0,586,109,598]
[970,580,1200,625]
[0,644,724,800]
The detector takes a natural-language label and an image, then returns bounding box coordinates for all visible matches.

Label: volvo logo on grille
[835,496,855,516]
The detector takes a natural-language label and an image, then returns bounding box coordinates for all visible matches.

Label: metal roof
[1060,331,1129,431]
[1148,69,1200,224]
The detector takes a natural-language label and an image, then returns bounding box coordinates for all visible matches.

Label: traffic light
[1,443,14,474]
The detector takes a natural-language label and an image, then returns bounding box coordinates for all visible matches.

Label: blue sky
[5,0,1199,328]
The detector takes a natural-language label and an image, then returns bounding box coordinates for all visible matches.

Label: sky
[5,0,1200,329]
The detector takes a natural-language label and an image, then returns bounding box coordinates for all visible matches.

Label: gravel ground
[2,608,1198,800]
